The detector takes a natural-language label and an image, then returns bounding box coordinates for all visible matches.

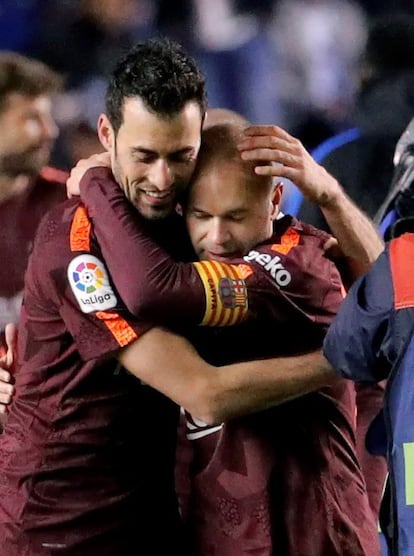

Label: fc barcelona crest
[218,277,248,309]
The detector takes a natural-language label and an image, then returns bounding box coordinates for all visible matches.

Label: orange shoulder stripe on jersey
[69,206,138,346]
[237,263,254,280]
[95,311,138,346]
[271,226,300,255]
[70,206,91,252]
[390,233,414,309]
[193,260,248,326]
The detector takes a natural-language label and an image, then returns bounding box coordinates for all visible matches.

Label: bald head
[192,122,273,194]
[204,108,249,129]
[184,122,282,261]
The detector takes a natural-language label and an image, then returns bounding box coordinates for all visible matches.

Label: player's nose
[149,160,174,191]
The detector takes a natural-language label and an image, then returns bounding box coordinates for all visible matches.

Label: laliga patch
[67,254,118,313]
[218,277,248,309]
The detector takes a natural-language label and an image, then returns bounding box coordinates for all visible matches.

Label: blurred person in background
[271,0,367,148]
[34,0,155,90]
[157,0,280,126]
[299,13,414,230]
[191,0,279,125]
[0,52,65,348]
[33,0,155,169]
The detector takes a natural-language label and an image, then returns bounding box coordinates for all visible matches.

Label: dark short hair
[106,37,207,133]
[0,52,62,112]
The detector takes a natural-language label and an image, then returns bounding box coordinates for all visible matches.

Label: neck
[0,173,32,203]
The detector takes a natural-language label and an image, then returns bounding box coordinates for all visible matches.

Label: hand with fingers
[0,323,17,419]
[66,152,112,198]
[237,125,342,207]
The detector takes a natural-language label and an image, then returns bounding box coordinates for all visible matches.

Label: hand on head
[237,125,342,207]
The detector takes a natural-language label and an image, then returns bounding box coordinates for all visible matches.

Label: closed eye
[227,212,247,222]
[169,151,196,164]
[191,211,210,219]
[130,149,157,164]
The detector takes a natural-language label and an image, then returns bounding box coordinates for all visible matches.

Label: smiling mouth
[144,190,171,198]
[141,189,175,202]
[137,190,176,208]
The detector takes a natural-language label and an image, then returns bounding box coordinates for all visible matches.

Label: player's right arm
[119,327,337,425]
[10,201,337,425]
[0,318,337,425]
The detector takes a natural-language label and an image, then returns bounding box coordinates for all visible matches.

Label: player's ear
[97,114,115,152]
[270,182,283,220]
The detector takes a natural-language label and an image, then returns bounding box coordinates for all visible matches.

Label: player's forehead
[195,157,254,194]
[118,96,202,155]
[0,92,50,118]
[189,165,255,213]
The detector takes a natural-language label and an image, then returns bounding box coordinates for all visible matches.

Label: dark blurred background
[1,0,413,169]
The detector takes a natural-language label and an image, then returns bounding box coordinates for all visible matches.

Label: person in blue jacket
[324,231,414,555]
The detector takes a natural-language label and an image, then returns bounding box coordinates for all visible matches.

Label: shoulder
[24,199,84,308]
[30,167,68,206]
[290,216,332,246]
[382,233,414,311]
[32,198,83,258]
[389,232,414,267]
[248,215,335,274]
[243,216,341,299]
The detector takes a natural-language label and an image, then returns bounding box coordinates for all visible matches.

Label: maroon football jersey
[355,382,387,517]
[0,167,66,334]
[0,199,185,555]
[78,169,379,555]
[178,229,378,556]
